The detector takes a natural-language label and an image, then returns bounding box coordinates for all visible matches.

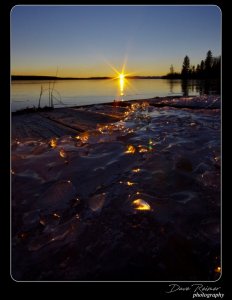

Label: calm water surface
[11,79,220,112]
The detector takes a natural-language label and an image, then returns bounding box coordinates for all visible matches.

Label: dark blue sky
[11,5,221,77]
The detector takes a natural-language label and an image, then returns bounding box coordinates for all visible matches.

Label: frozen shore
[11,95,221,281]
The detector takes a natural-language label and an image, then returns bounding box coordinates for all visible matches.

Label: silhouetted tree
[205,50,213,77]
[196,64,201,77]
[199,60,205,78]
[164,50,220,80]
[170,64,174,75]
[181,56,190,79]
[190,65,195,78]
[163,65,181,79]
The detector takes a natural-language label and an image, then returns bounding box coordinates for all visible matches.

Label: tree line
[164,50,221,79]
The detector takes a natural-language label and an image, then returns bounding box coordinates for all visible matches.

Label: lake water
[11,78,220,112]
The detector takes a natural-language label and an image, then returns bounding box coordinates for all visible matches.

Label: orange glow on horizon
[11,58,178,78]
[11,62,171,78]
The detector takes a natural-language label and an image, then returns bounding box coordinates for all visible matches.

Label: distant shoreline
[11,75,163,81]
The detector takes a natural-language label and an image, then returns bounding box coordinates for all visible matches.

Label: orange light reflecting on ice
[132,199,151,211]
[132,168,140,173]
[53,213,61,219]
[49,138,57,148]
[125,145,136,154]
[39,219,46,226]
[76,132,89,143]
[59,149,67,158]
[127,181,135,186]
[139,147,148,153]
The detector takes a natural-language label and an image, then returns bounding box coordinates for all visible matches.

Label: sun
[102,57,138,98]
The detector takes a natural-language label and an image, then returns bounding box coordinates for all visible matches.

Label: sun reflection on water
[119,73,125,97]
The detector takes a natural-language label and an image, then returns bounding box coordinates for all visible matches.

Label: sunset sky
[11,5,221,77]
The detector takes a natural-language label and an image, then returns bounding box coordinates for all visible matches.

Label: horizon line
[11,74,165,80]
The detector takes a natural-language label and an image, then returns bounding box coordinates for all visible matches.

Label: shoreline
[12,94,220,114]
[11,75,163,81]
[12,95,186,114]
[12,95,221,140]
